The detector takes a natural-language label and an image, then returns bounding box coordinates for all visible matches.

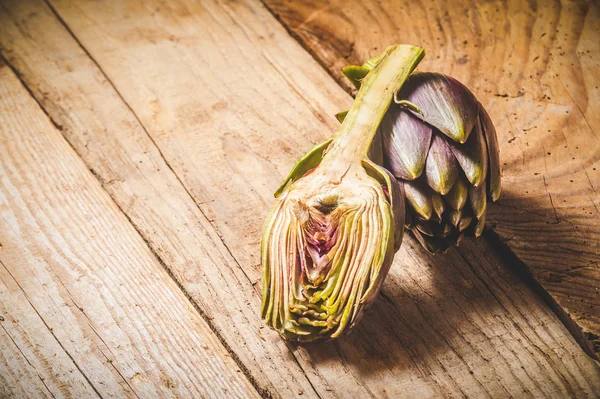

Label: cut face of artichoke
[261,44,424,341]
[262,158,399,340]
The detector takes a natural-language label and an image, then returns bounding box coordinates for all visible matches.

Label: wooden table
[0,0,598,397]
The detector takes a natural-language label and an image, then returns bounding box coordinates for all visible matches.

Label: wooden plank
[0,61,258,398]
[1,0,599,397]
[0,1,323,397]
[261,0,600,356]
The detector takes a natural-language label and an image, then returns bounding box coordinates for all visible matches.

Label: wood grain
[262,0,600,356]
[1,0,599,397]
[0,1,324,397]
[0,59,258,398]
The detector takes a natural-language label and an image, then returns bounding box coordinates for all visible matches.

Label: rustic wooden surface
[0,0,599,397]
[262,0,600,357]
[0,60,258,398]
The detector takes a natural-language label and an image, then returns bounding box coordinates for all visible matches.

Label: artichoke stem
[319,44,425,180]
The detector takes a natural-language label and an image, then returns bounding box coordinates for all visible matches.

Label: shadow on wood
[289,235,594,395]
[488,189,600,357]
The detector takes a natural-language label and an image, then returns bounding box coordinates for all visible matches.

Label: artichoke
[261,44,424,341]
[339,66,501,253]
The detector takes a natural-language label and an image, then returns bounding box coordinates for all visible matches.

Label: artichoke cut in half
[339,65,501,254]
[261,45,424,341]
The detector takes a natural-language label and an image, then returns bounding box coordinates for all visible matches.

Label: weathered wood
[1,0,599,397]
[0,61,258,398]
[0,1,322,397]
[262,0,600,356]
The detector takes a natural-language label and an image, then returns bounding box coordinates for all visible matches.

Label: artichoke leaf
[397,72,479,144]
[404,179,434,220]
[380,106,432,180]
[341,65,370,90]
[335,110,349,123]
[425,134,460,195]
[469,180,487,219]
[274,138,333,198]
[474,214,486,237]
[444,175,469,210]
[362,56,382,70]
[362,159,405,252]
[478,103,501,201]
[449,116,488,187]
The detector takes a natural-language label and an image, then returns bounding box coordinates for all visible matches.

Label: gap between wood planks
[483,231,599,362]
[256,0,600,361]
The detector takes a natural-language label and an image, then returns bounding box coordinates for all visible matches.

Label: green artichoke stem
[318,44,425,181]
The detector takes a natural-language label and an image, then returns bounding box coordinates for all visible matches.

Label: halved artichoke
[261,45,424,341]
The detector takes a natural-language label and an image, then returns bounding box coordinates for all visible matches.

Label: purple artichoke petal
[444,175,468,210]
[405,179,434,220]
[381,107,432,180]
[448,209,462,227]
[449,117,488,187]
[415,220,434,236]
[474,214,486,237]
[379,166,405,252]
[458,216,473,232]
[398,72,479,143]
[404,201,413,227]
[469,180,487,219]
[478,103,501,201]
[431,193,445,221]
[443,223,454,237]
[425,134,460,195]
